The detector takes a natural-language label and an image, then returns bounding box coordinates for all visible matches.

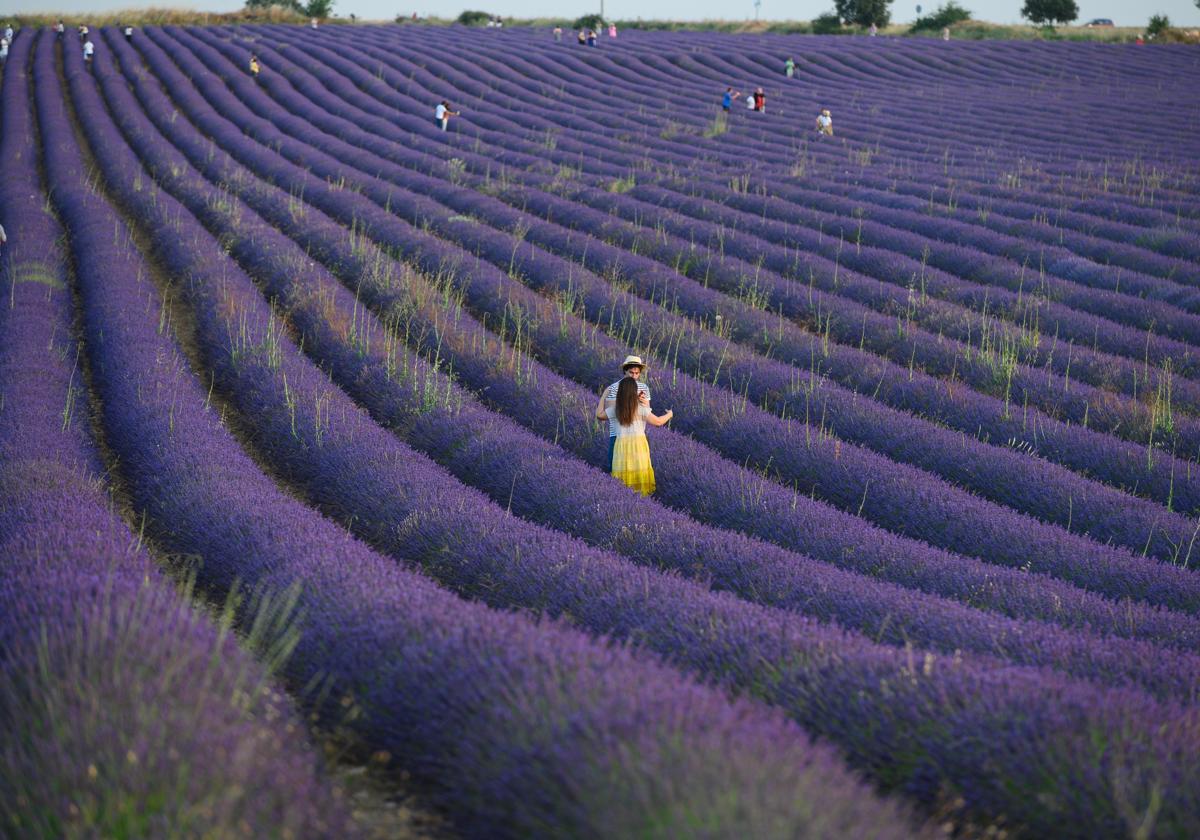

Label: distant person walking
[83,38,94,63]
[4,24,14,43]
[753,87,766,113]
[784,57,795,78]
[553,25,563,41]
[124,24,134,41]
[869,22,878,36]
[78,24,88,40]
[55,20,64,39]
[249,54,261,76]
[604,375,672,495]
[608,23,618,37]
[587,29,598,46]
[942,26,950,40]
[815,108,833,135]
[722,87,741,111]
[577,29,587,44]
[311,17,319,29]
[0,39,8,64]
[434,100,460,131]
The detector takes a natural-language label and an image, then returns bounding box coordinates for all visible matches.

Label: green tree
[572,13,605,29]
[834,0,892,26]
[811,10,846,33]
[1146,13,1171,37]
[910,1,971,31]
[304,0,333,16]
[1020,0,1079,26]
[456,10,492,25]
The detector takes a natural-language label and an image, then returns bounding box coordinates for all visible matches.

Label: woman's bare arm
[646,409,674,427]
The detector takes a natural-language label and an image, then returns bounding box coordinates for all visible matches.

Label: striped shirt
[604,379,650,437]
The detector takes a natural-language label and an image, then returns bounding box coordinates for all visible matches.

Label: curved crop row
[2,33,349,838]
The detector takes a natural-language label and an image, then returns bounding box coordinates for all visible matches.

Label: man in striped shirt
[596,355,651,472]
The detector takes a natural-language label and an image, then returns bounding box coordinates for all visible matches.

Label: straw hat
[821,109,831,116]
[620,355,646,371]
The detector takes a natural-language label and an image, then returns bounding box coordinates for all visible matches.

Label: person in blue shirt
[722,87,741,111]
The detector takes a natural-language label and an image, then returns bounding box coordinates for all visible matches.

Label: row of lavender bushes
[0,33,351,837]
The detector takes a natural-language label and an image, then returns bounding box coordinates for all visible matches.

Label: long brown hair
[616,377,640,426]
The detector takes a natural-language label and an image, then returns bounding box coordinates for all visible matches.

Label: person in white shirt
[124,25,134,40]
[311,18,319,29]
[1,39,8,64]
[3,25,13,42]
[595,355,652,472]
[815,108,833,136]
[83,39,95,62]
[0,223,6,256]
[602,373,672,495]
[55,20,65,39]
[434,100,459,131]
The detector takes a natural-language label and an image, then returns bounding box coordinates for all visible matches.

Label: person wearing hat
[815,109,833,136]
[596,356,652,473]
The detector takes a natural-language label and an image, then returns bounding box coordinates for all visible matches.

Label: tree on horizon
[834,0,893,27]
[1020,0,1079,26]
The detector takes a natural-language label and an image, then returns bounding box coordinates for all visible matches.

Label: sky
[6,0,1200,27]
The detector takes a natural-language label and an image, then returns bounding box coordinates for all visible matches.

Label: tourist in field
[596,355,652,472]
[587,29,598,46]
[785,57,795,78]
[83,38,95,64]
[722,87,741,111]
[0,38,7,64]
[553,26,563,41]
[78,23,88,40]
[435,100,460,131]
[608,22,618,37]
[124,24,134,41]
[55,20,65,39]
[753,87,766,112]
[4,24,13,43]
[942,26,950,40]
[249,55,261,76]
[815,108,833,135]
[311,18,319,29]
[869,22,878,36]
[605,376,672,495]
[577,29,587,44]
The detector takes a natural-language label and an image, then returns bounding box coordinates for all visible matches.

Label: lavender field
[2,21,1200,837]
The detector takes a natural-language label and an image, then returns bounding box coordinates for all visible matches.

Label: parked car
[1084,18,1115,27]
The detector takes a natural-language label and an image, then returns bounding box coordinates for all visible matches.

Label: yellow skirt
[612,433,656,496]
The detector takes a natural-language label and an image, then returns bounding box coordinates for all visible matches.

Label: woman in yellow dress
[607,377,673,495]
